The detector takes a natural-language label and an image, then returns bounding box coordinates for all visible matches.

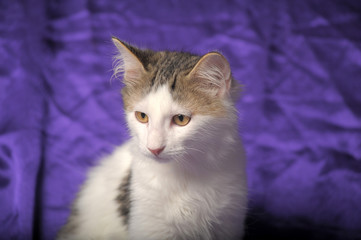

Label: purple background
[1,0,361,239]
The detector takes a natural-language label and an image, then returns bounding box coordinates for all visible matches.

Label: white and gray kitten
[57,38,247,240]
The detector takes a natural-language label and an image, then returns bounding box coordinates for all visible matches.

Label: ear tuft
[112,37,145,87]
[187,52,232,97]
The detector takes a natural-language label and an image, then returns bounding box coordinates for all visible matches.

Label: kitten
[57,38,247,240]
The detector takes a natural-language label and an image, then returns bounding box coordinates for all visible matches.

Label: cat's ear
[112,37,145,87]
[188,52,231,98]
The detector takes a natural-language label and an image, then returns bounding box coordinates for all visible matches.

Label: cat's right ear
[187,52,232,98]
[112,37,145,87]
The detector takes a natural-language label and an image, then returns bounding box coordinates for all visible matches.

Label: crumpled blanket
[0,0,360,239]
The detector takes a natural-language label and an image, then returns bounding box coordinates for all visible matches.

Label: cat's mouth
[146,152,172,163]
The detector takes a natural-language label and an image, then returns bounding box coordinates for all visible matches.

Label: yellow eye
[135,111,149,123]
[173,114,191,126]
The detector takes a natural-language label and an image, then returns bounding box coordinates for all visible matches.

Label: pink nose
[148,147,165,156]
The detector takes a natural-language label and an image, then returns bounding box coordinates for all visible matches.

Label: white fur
[59,85,247,240]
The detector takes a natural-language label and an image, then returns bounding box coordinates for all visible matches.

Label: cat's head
[112,38,240,164]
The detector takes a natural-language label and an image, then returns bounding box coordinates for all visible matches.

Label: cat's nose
[148,147,165,156]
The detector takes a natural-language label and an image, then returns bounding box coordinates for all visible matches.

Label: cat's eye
[173,114,191,126]
[135,111,149,123]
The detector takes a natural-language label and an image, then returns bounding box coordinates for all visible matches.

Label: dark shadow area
[244,207,361,240]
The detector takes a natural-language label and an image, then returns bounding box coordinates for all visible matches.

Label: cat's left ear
[112,37,145,87]
[187,52,231,98]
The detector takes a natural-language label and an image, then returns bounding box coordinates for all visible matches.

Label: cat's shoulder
[61,142,133,239]
[85,140,133,185]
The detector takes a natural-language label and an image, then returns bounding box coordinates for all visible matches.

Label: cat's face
[112,38,238,162]
[126,84,208,161]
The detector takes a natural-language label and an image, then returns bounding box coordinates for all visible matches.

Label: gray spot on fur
[116,170,132,226]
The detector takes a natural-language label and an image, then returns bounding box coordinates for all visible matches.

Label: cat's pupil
[141,113,146,119]
[178,115,184,122]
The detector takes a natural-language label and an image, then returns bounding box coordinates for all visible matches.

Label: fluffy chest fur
[129,150,247,240]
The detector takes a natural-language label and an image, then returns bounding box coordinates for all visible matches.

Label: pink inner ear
[112,38,145,86]
[121,55,145,86]
[193,53,232,98]
[217,75,231,97]
[124,69,143,86]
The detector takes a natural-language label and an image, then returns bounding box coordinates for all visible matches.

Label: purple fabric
[1,0,361,239]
